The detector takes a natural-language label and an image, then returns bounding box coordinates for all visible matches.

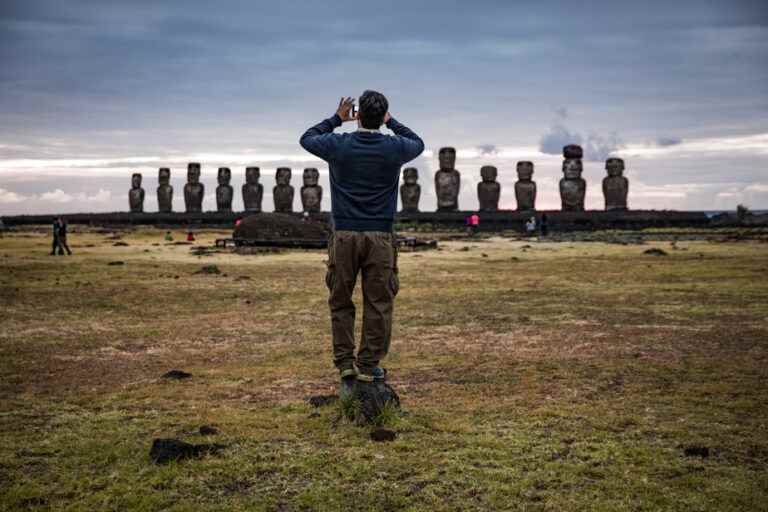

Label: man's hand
[336,97,356,123]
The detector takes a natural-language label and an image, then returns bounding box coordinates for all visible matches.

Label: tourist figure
[466,213,480,236]
[186,230,195,242]
[57,217,72,255]
[50,217,62,255]
[525,216,537,237]
[299,91,424,388]
[164,231,173,241]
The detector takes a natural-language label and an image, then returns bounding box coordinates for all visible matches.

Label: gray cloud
[540,106,624,161]
[584,133,624,162]
[539,125,583,156]
[656,136,683,147]
[477,144,499,156]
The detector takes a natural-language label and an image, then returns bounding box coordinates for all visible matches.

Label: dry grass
[1,226,767,511]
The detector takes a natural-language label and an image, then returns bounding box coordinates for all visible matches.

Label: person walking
[299,91,424,387]
[57,217,72,255]
[49,217,62,255]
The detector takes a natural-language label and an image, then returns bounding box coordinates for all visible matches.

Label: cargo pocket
[325,232,336,291]
[388,270,400,297]
[325,268,336,291]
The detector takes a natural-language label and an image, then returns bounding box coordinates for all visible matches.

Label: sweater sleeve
[299,114,343,161]
[386,117,425,164]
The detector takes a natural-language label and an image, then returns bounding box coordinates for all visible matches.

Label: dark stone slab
[149,438,225,464]
[161,369,192,380]
[370,428,398,442]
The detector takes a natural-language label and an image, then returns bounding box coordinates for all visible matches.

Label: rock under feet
[347,380,401,424]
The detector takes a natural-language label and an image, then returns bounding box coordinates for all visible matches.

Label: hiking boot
[339,368,357,400]
[357,367,387,382]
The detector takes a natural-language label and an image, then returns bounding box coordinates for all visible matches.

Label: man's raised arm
[385,115,425,164]
[299,97,355,161]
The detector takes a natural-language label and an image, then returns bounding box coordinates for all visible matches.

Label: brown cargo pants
[325,230,399,375]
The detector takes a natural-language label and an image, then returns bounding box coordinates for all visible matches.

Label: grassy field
[1,226,767,511]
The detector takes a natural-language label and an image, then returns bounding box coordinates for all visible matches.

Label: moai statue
[157,167,173,213]
[603,157,629,210]
[273,167,294,213]
[184,162,204,213]
[301,168,323,213]
[514,161,537,211]
[559,145,586,211]
[400,167,421,213]
[216,167,233,213]
[434,147,460,211]
[242,166,263,212]
[128,173,145,213]
[477,165,500,212]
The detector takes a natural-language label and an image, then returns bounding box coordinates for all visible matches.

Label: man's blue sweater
[299,114,424,232]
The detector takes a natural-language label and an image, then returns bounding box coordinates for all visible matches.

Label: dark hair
[358,90,388,129]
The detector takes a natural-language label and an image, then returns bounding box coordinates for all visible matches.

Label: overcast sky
[1,0,767,215]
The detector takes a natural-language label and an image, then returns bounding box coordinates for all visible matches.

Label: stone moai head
[303,168,319,186]
[159,167,171,185]
[480,165,497,182]
[131,173,142,189]
[403,167,419,184]
[187,163,201,184]
[218,167,231,185]
[606,157,625,177]
[245,167,260,185]
[276,167,291,185]
[516,161,534,181]
[563,159,583,180]
[563,144,584,160]
[438,147,456,170]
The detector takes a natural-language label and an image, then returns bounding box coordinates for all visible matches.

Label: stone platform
[1,210,710,232]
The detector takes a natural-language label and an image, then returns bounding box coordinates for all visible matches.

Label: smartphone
[351,104,358,118]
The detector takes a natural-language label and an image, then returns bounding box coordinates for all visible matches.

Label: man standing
[50,217,62,255]
[57,217,72,255]
[299,91,424,387]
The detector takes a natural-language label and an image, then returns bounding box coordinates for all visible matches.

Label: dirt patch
[194,265,221,275]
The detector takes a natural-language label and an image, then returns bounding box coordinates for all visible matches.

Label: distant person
[186,230,195,242]
[235,217,242,227]
[299,91,424,386]
[467,213,480,236]
[164,231,173,241]
[57,217,72,255]
[50,217,62,255]
[540,213,549,237]
[525,216,536,237]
